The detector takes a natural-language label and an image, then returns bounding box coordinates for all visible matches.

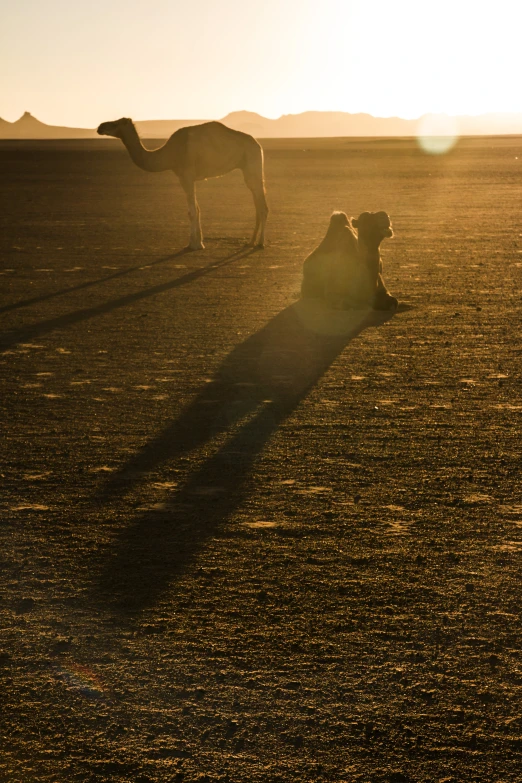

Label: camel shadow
[94,300,396,616]
[0,247,254,350]
[0,248,193,316]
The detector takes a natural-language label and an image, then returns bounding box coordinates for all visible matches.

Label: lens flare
[53,661,106,700]
[417,113,459,155]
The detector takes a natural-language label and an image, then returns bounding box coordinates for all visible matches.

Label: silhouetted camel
[301,211,397,311]
[97,119,268,250]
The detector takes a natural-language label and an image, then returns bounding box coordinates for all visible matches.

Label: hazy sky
[3,0,521,126]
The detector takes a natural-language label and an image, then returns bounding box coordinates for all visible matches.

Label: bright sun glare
[2,0,522,126]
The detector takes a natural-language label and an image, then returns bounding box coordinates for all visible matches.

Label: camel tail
[259,145,267,191]
[239,136,264,185]
[241,135,268,247]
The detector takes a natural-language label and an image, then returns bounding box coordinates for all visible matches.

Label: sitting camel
[301,210,397,311]
[97,118,268,251]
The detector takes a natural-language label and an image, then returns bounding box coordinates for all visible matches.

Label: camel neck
[360,236,382,253]
[120,124,171,172]
[358,238,382,279]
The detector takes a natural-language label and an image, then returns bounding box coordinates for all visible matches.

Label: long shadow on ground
[0,248,193,315]
[94,301,397,616]
[0,247,254,349]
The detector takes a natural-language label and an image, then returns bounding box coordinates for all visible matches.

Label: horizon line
[3,108,522,128]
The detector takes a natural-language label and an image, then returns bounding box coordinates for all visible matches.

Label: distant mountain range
[2,110,522,139]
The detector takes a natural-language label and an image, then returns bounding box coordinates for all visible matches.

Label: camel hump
[169,120,263,182]
[320,212,357,252]
[181,121,262,153]
[329,211,349,228]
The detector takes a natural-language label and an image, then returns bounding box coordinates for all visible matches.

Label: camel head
[97,118,134,139]
[352,211,394,245]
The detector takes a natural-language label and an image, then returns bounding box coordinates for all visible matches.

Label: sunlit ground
[1,136,522,782]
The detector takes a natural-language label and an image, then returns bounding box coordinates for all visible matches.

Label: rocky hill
[2,109,522,139]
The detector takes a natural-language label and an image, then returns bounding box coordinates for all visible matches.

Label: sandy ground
[1,136,522,783]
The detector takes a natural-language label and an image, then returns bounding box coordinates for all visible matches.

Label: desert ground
[1,135,521,783]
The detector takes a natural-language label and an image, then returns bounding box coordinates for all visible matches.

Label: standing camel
[97,119,268,250]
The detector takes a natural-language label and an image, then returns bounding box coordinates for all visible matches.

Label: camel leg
[374,273,398,310]
[371,258,397,310]
[253,187,269,248]
[180,177,204,250]
[243,168,268,248]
